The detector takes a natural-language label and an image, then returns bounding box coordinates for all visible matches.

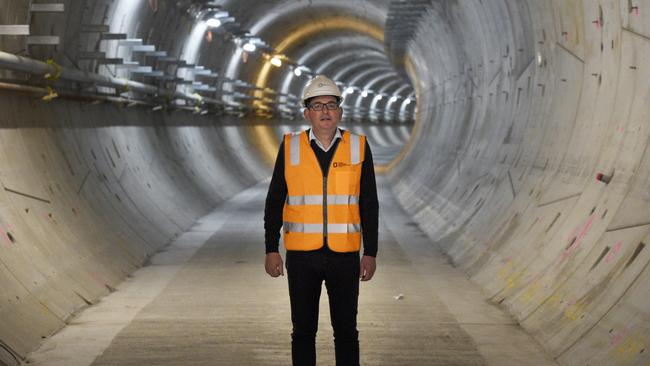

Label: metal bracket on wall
[29,4,65,12]
[24,2,64,46]
[0,25,30,35]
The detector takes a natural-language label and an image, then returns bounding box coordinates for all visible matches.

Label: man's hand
[360,255,376,281]
[265,252,284,277]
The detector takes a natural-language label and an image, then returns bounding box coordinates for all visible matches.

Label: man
[264,74,379,366]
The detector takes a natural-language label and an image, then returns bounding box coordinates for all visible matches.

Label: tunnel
[0,0,649,365]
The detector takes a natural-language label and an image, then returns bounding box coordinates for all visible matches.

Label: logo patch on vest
[333,162,350,168]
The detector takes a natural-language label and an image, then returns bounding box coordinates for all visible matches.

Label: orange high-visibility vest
[283,130,365,252]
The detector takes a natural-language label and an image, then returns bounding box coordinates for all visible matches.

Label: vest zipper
[317,133,342,249]
[323,176,328,241]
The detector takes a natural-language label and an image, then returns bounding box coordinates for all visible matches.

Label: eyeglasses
[307,102,339,111]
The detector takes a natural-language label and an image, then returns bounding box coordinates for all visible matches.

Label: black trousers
[285,248,360,366]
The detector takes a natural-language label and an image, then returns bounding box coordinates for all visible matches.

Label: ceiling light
[361,91,368,98]
[293,67,302,76]
[206,18,221,28]
[404,98,411,104]
[376,95,383,101]
[270,56,282,67]
[390,96,398,103]
[345,87,354,94]
[211,11,229,19]
[242,43,256,52]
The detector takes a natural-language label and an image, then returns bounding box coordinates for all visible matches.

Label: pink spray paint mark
[567,224,581,241]
[88,271,105,287]
[561,215,595,261]
[564,299,576,310]
[610,331,625,346]
[0,222,15,247]
[609,324,632,347]
[578,216,595,240]
[605,241,623,263]
[0,227,11,246]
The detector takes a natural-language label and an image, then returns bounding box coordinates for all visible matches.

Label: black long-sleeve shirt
[264,129,379,257]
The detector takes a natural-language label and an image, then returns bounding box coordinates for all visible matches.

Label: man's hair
[304,96,341,108]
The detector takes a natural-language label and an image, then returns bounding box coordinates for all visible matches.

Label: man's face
[303,95,342,133]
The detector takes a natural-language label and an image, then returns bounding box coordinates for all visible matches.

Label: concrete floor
[26,179,557,365]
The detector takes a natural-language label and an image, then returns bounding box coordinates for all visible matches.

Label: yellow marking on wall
[495,260,524,291]
[546,292,563,309]
[376,57,419,174]
[521,279,541,303]
[614,332,645,363]
[563,301,585,321]
[40,300,52,315]
[497,259,514,280]
[505,271,524,290]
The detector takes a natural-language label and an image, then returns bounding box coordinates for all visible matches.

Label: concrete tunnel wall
[0,95,272,361]
[388,1,650,365]
[0,0,649,365]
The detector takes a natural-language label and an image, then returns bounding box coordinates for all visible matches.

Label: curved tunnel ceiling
[0,0,649,365]
[234,9,411,165]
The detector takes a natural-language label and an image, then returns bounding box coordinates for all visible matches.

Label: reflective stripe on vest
[289,132,360,166]
[350,133,360,164]
[283,222,362,234]
[286,194,359,206]
[290,131,301,166]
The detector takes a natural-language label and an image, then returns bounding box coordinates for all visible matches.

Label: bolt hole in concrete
[624,242,645,269]
[566,237,577,250]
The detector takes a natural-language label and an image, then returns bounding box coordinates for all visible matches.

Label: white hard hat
[302,75,342,105]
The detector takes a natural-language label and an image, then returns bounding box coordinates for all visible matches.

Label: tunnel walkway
[26,179,556,366]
